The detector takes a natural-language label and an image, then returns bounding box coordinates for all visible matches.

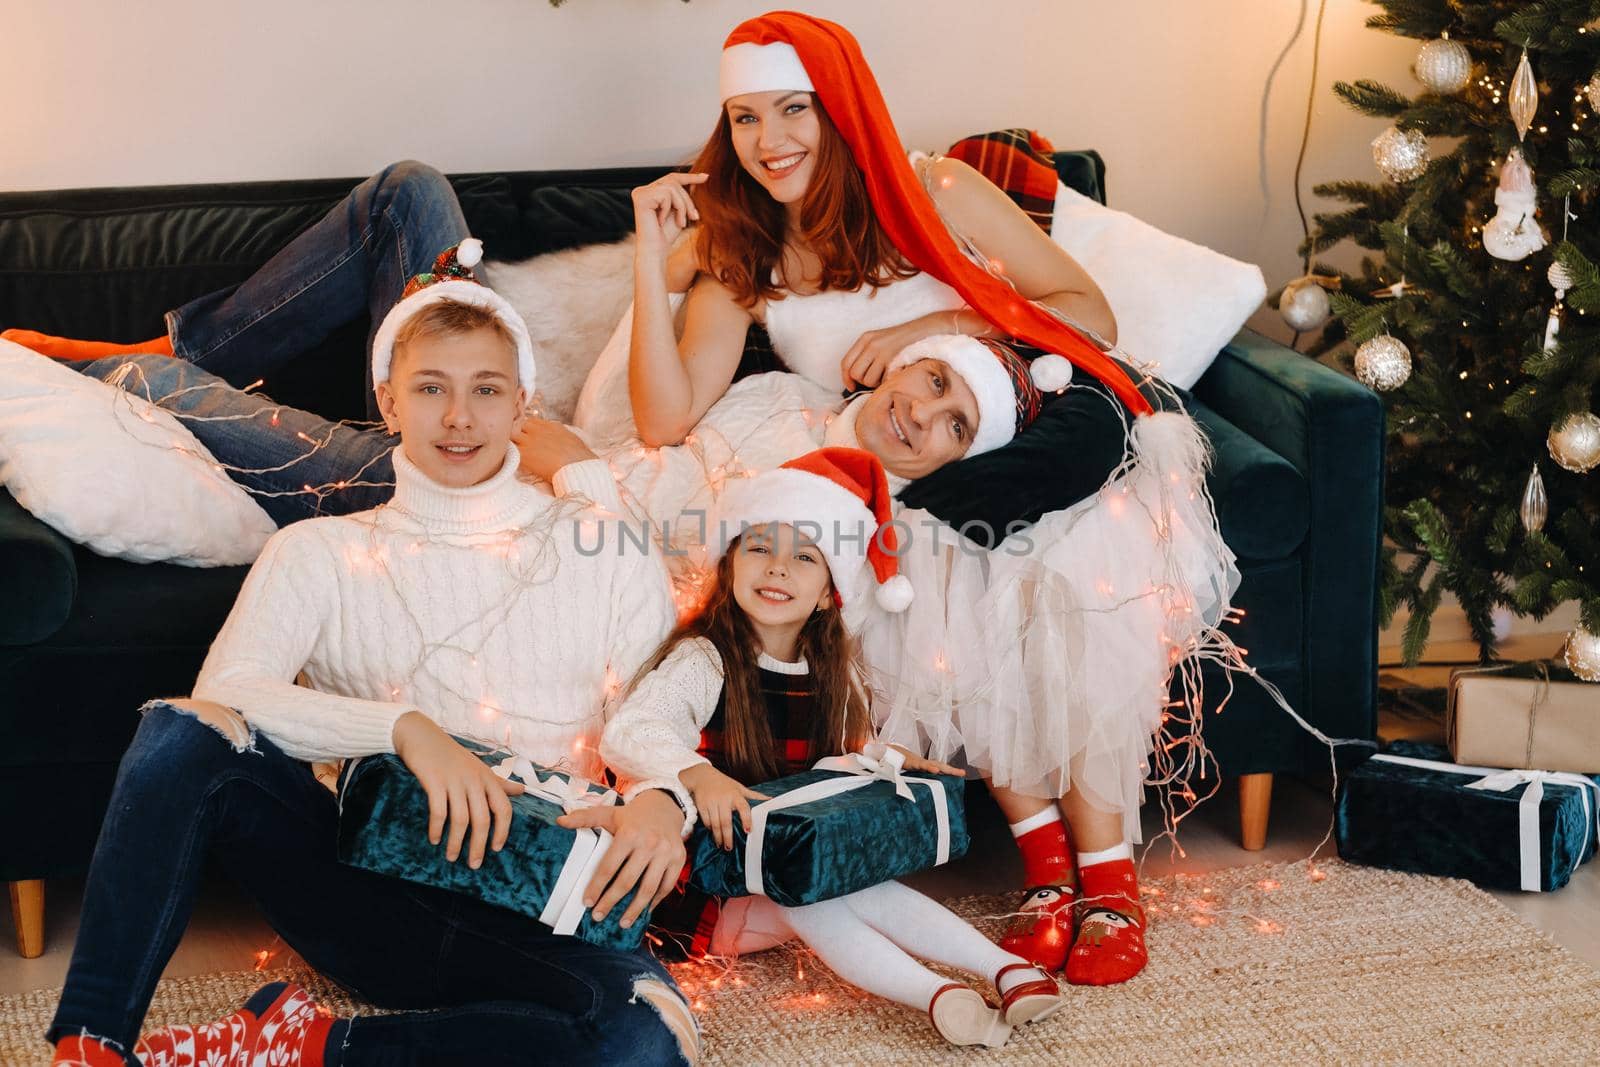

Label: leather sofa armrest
[0,488,78,645]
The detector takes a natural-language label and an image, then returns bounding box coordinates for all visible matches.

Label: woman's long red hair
[690,98,915,308]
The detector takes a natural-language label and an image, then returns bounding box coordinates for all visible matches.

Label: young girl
[601,447,1063,1049]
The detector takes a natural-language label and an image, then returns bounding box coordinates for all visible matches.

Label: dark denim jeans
[48,703,691,1066]
[166,159,469,414]
[73,354,397,526]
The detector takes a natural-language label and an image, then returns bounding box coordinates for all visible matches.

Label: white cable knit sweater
[194,442,689,816]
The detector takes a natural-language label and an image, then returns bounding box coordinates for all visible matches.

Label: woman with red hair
[619,12,1231,991]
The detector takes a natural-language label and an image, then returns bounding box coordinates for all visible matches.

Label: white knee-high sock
[839,881,1027,985]
[777,897,950,1010]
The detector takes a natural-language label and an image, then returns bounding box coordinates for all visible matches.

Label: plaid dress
[647,661,819,961]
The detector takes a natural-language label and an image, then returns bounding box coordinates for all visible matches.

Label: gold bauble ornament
[1586,72,1600,113]
[1509,49,1538,141]
[1519,464,1548,533]
[1416,35,1472,94]
[1563,627,1600,683]
[1372,126,1429,182]
[1547,412,1600,473]
[1279,275,1333,331]
[1354,334,1412,391]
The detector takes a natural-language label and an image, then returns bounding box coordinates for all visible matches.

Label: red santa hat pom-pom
[1029,352,1073,393]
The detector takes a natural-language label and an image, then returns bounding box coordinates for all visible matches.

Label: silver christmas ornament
[1519,464,1548,533]
[1586,72,1600,114]
[1415,35,1472,94]
[1547,411,1600,473]
[1354,334,1412,391]
[1372,126,1429,182]
[1510,49,1538,141]
[1548,260,1574,296]
[1279,276,1332,331]
[1563,627,1600,683]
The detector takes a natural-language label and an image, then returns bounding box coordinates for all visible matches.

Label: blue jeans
[74,354,397,527]
[48,703,691,1066]
[166,160,468,414]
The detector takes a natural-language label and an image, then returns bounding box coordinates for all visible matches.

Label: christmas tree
[1296,0,1600,676]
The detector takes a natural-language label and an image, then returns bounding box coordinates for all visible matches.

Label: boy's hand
[392,711,524,869]
[513,417,597,483]
[681,762,768,851]
[558,789,686,929]
[882,743,963,777]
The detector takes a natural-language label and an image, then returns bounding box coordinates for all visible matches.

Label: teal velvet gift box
[1335,741,1600,893]
[336,745,648,949]
[687,752,969,906]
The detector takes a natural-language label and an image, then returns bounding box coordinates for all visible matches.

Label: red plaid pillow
[945,129,1059,234]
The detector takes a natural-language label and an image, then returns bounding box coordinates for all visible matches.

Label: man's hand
[513,417,598,483]
[557,788,686,929]
[681,762,767,852]
[392,711,524,869]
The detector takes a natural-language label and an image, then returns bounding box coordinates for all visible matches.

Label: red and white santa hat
[889,334,1071,457]
[713,447,914,615]
[720,38,814,101]
[370,238,536,395]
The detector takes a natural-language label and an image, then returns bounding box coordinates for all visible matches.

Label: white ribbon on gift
[743,746,952,898]
[1372,753,1600,892]
[493,757,619,936]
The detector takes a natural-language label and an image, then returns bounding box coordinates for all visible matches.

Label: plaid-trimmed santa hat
[889,334,1071,457]
[713,447,913,615]
[370,239,535,394]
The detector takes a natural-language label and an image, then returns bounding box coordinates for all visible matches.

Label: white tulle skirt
[861,410,1239,842]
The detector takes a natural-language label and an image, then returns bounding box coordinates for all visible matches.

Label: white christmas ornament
[1416,35,1472,94]
[1509,49,1538,141]
[1279,276,1332,331]
[1563,626,1600,683]
[1519,464,1548,533]
[1547,411,1600,473]
[1482,148,1547,262]
[1548,260,1574,295]
[1354,334,1412,391]
[1372,126,1429,182]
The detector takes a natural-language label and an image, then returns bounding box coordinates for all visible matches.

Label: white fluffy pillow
[0,340,277,566]
[1050,183,1266,389]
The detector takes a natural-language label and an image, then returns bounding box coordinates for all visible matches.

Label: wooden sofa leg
[1238,773,1273,851]
[10,879,45,958]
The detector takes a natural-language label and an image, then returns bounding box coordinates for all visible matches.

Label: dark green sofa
[0,152,1383,957]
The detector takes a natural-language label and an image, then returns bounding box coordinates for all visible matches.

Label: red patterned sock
[130,981,336,1067]
[998,809,1077,970]
[51,1034,128,1067]
[1,328,174,361]
[1065,856,1147,986]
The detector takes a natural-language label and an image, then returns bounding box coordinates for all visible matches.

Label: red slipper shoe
[995,961,1065,1027]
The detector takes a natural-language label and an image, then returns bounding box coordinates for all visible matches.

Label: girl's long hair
[624,538,871,784]
[689,97,916,308]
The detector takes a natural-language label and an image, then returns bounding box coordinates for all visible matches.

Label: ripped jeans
[48,702,694,1066]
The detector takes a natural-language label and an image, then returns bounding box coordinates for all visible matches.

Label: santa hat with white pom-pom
[714,446,915,617]
[370,238,536,394]
[888,334,1070,458]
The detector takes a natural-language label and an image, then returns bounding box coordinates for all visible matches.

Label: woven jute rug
[5,859,1598,1065]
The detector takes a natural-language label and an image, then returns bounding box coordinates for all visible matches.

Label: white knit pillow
[1050,183,1266,389]
[0,340,277,566]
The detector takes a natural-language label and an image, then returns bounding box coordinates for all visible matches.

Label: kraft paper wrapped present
[687,749,969,907]
[1336,741,1600,893]
[337,743,648,950]
[1447,661,1600,774]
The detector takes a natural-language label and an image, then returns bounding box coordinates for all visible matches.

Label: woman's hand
[392,711,525,869]
[513,417,597,482]
[557,789,687,928]
[681,762,769,851]
[882,743,963,777]
[632,172,708,255]
[839,313,957,390]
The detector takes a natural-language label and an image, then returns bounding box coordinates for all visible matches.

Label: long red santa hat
[721,11,1153,417]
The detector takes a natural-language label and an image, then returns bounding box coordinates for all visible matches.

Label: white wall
[5,0,1419,344]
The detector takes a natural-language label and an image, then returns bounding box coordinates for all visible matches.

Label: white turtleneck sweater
[194,442,686,814]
